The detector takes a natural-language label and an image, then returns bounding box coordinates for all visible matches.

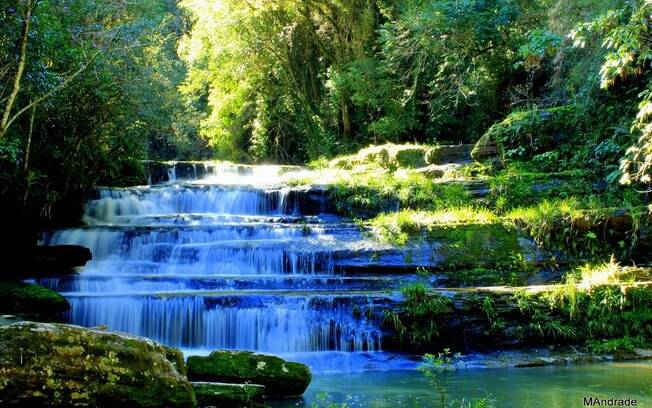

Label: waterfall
[41,162,401,370]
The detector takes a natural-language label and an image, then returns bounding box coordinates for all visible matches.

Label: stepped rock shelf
[38,164,422,363]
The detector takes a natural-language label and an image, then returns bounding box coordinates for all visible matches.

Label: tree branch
[1,52,100,138]
[0,0,38,137]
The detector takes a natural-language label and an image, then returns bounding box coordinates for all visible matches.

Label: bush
[472,106,579,163]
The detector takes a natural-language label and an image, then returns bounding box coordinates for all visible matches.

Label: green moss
[0,322,196,407]
[393,147,428,168]
[0,281,70,317]
[187,351,311,398]
[489,167,594,211]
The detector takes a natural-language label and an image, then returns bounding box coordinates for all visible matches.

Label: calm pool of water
[271,362,652,407]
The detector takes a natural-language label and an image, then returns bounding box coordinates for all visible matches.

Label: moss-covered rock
[329,144,431,170]
[192,382,265,408]
[0,282,69,318]
[187,351,311,398]
[472,106,577,163]
[0,322,196,407]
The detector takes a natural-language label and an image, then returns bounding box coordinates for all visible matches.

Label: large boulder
[192,382,265,408]
[34,245,92,268]
[187,351,311,398]
[5,245,92,280]
[0,322,196,407]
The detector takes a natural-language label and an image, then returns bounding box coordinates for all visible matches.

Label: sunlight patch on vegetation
[330,173,473,218]
[371,208,498,245]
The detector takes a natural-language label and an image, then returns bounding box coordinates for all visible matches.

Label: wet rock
[175,162,207,180]
[0,282,69,318]
[446,348,617,369]
[192,382,265,408]
[5,245,92,280]
[637,229,652,262]
[143,160,171,184]
[606,211,633,237]
[286,186,334,215]
[187,351,312,398]
[34,245,92,267]
[0,322,196,408]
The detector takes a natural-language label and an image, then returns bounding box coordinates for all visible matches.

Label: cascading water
[39,163,415,372]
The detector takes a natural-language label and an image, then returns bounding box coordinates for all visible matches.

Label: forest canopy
[176,0,652,183]
[1,0,652,237]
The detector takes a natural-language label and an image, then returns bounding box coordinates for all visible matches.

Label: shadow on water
[270,362,652,408]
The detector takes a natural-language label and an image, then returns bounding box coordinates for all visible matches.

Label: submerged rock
[187,351,311,398]
[192,382,265,407]
[0,322,196,408]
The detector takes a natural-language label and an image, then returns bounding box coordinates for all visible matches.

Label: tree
[571,0,652,188]
[0,0,199,246]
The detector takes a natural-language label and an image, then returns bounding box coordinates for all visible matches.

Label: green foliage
[385,283,453,350]
[474,106,579,163]
[517,29,562,71]
[0,0,205,242]
[507,196,645,260]
[178,0,547,162]
[512,284,652,349]
[568,0,652,187]
[379,0,543,143]
[330,172,472,218]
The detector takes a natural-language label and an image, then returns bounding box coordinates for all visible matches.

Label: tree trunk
[24,102,36,171]
[341,96,352,139]
[1,0,35,138]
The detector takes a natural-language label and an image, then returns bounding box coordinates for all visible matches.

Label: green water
[272,362,652,407]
